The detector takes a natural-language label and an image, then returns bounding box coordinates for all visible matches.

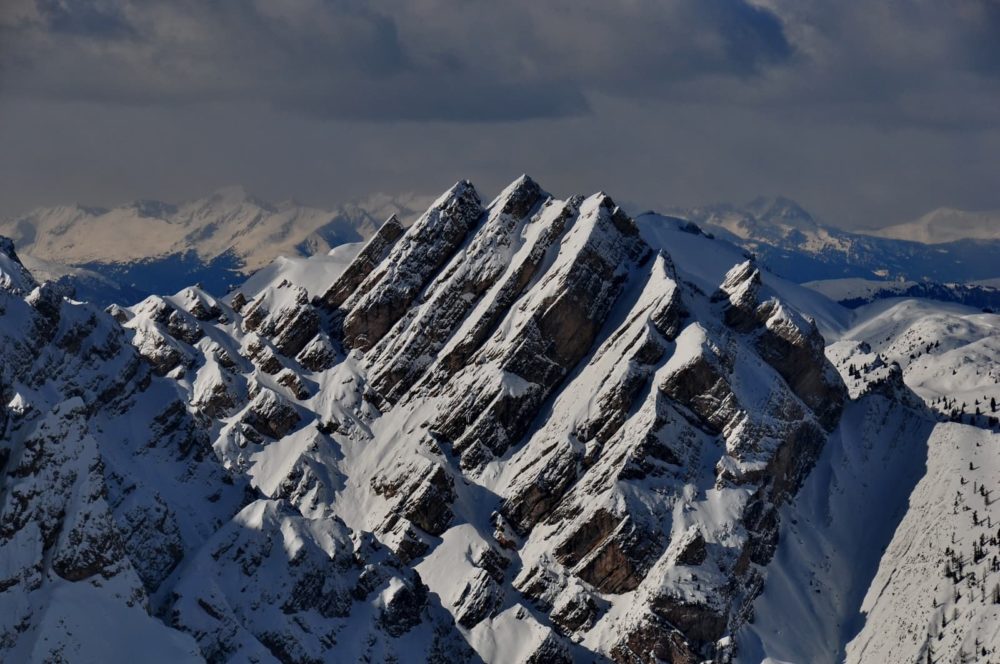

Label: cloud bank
[1,0,999,225]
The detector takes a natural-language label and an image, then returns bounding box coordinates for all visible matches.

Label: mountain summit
[0,177,997,663]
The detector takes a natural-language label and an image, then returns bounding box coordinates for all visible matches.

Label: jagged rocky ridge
[4,175,964,663]
[0,223,469,662]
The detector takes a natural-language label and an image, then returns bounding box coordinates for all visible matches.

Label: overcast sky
[1,0,999,228]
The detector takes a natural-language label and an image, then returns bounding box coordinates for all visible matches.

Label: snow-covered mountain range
[0,187,430,305]
[8,189,1000,314]
[1,177,998,663]
[668,197,1000,299]
[804,278,1000,311]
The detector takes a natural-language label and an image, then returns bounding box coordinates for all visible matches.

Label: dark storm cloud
[0,0,795,121]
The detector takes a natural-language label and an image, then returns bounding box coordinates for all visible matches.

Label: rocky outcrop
[715,261,845,430]
[372,459,456,560]
[431,196,581,377]
[339,181,483,350]
[260,286,321,358]
[169,500,458,664]
[429,193,651,469]
[296,332,337,371]
[487,242,845,661]
[245,387,299,439]
[365,175,546,403]
[500,253,684,533]
[0,235,37,294]
[317,215,405,310]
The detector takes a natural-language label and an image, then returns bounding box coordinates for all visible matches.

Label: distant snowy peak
[674,196,837,249]
[863,206,1000,244]
[0,187,434,305]
[805,277,1000,311]
[742,195,817,228]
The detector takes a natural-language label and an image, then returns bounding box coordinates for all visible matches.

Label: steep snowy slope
[844,423,1000,663]
[736,343,1000,664]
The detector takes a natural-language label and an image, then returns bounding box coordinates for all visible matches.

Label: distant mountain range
[0,187,431,304]
[660,196,1000,308]
[5,189,999,310]
[803,277,1000,311]
[863,207,1000,244]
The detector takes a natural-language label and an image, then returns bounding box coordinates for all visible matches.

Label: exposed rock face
[365,175,546,404]
[276,368,311,400]
[1,177,855,663]
[428,193,651,470]
[317,215,405,310]
[245,387,300,439]
[715,261,845,430]
[177,287,222,321]
[296,332,337,371]
[0,235,37,294]
[191,364,240,418]
[339,181,483,350]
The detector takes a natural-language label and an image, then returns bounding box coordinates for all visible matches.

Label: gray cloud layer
[3,0,797,120]
[1,0,999,226]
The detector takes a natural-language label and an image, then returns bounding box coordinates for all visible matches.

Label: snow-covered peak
[744,195,816,228]
[3,176,996,664]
